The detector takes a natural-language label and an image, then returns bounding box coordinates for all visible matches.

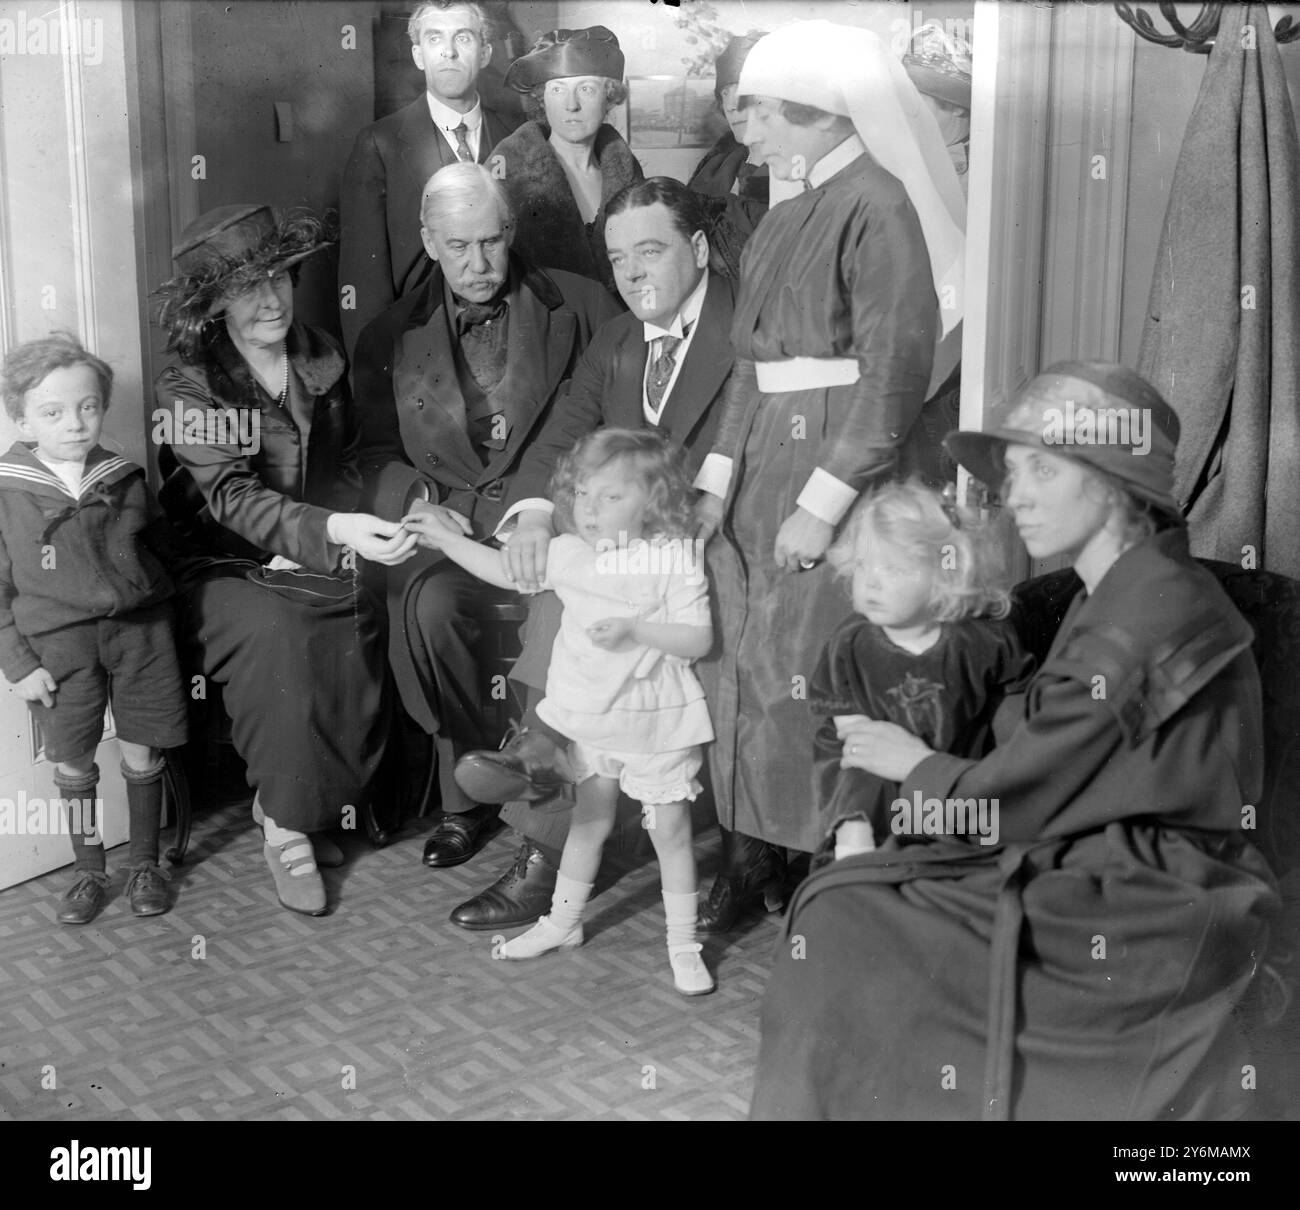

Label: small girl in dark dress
[812,481,1033,860]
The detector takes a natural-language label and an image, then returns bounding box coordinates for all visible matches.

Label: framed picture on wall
[627,76,723,150]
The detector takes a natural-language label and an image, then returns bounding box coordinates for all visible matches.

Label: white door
[0,0,150,889]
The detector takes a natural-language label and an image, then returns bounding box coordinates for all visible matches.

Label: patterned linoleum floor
[0,791,778,1122]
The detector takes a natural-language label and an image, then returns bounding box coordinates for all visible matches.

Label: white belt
[755,357,860,393]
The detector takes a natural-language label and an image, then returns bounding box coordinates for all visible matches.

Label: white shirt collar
[809,134,866,188]
[642,269,710,343]
[426,91,482,133]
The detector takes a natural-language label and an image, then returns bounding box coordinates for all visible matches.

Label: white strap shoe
[496,914,583,959]
[669,943,716,996]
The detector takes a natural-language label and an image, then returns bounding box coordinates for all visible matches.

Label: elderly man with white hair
[353,161,619,869]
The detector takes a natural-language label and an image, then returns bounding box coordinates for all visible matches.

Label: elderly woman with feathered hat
[492,25,643,297]
[153,205,416,917]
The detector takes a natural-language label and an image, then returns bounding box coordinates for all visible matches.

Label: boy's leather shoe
[125,863,172,917]
[454,729,576,805]
[58,871,111,925]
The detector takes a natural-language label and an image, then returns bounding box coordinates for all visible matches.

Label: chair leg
[161,749,192,865]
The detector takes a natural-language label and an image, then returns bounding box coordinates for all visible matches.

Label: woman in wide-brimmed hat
[751,362,1279,1120]
[154,204,417,917]
[493,25,642,295]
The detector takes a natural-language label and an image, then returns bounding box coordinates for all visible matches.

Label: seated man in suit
[446,177,739,930]
[339,0,518,357]
[353,161,620,870]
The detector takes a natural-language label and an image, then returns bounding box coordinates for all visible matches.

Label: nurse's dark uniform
[707,146,938,854]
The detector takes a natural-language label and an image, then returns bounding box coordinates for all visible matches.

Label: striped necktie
[452,122,473,162]
[646,324,692,411]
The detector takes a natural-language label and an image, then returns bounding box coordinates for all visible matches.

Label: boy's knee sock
[662,889,700,950]
[547,872,593,933]
[121,758,166,868]
[54,764,104,873]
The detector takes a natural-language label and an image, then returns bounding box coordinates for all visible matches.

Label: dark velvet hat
[944,361,1183,519]
[153,204,332,336]
[714,32,766,98]
[504,25,625,91]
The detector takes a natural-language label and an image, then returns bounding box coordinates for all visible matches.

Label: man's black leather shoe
[421,804,499,869]
[448,841,558,930]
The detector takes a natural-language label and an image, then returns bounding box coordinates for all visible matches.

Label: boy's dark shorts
[25,603,189,762]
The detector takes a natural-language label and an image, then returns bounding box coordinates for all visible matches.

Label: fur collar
[196,321,345,409]
[496,120,641,291]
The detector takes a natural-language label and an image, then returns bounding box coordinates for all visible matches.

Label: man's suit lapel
[478,106,514,163]
[609,318,649,428]
[393,281,482,486]
[658,273,734,446]
[398,97,453,199]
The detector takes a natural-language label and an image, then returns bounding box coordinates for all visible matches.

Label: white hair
[420,161,514,240]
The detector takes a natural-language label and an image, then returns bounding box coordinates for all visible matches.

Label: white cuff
[692,453,733,499]
[492,497,554,539]
[404,481,431,510]
[796,467,858,527]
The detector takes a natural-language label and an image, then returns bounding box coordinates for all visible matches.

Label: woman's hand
[328,512,418,565]
[774,506,834,572]
[694,492,725,545]
[837,717,934,782]
[15,666,57,708]
[587,615,638,652]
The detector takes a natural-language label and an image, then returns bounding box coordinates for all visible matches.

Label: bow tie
[455,297,507,334]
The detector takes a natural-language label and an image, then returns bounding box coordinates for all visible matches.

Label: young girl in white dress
[402,429,716,996]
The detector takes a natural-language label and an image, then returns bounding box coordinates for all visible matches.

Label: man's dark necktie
[452,122,473,162]
[646,324,692,412]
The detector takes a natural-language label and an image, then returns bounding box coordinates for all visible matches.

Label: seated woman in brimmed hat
[153,205,417,917]
[493,25,642,297]
[750,362,1280,1120]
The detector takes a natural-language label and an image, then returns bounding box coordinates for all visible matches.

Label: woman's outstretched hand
[836,717,934,782]
[328,512,419,565]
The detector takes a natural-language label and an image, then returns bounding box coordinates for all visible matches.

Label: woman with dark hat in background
[751,363,1279,1120]
[686,31,769,276]
[495,25,643,296]
[902,21,973,195]
[696,21,965,931]
[154,205,417,917]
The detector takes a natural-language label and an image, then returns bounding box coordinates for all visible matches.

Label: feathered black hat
[153,204,332,348]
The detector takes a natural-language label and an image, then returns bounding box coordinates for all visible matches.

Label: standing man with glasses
[339,1,519,358]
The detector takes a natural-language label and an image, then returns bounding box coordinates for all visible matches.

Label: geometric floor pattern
[0,791,777,1122]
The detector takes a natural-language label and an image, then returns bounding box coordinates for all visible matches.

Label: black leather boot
[697,828,787,934]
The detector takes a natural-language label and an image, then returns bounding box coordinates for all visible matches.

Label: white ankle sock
[661,889,699,950]
[547,873,593,934]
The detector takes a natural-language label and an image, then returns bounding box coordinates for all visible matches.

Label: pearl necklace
[274,348,288,408]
